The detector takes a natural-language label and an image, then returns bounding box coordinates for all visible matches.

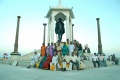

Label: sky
[0,0,120,57]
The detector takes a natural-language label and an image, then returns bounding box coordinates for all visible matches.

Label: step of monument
[13,49,40,61]
[0,60,114,69]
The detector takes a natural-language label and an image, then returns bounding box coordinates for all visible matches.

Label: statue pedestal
[10,52,21,60]
[83,53,93,61]
[56,42,64,46]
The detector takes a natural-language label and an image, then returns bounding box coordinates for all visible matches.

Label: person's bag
[80,63,83,70]
[50,63,55,71]
[36,62,39,68]
[66,63,70,68]
[60,62,63,67]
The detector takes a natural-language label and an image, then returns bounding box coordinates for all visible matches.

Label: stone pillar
[47,18,51,44]
[43,23,47,45]
[96,18,103,54]
[51,16,55,43]
[10,16,21,59]
[66,16,69,40]
[72,24,74,42]
[69,18,72,41]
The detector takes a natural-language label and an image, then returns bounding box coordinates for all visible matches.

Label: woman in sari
[39,53,47,69]
[41,43,46,57]
[43,54,52,69]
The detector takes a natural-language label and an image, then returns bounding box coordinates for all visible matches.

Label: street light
[43,23,47,45]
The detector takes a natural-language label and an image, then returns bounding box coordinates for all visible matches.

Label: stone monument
[96,18,103,54]
[10,16,21,60]
[45,0,75,43]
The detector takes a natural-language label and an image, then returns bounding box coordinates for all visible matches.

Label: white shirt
[92,55,98,61]
[52,55,58,63]
[34,54,40,62]
[68,44,75,53]
[71,55,78,62]
[99,56,104,61]
[64,55,71,63]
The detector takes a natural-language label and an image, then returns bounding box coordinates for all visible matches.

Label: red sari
[43,54,52,69]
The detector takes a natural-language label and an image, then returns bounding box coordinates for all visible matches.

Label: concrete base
[83,53,93,61]
[10,52,21,60]
[0,59,114,69]
[0,63,120,80]
[10,55,21,60]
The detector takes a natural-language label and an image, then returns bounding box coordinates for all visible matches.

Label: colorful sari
[49,46,54,57]
[41,46,46,56]
[62,45,69,56]
[39,55,47,68]
[43,54,52,69]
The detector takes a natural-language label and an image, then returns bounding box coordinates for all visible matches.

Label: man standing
[55,18,65,42]
[68,41,75,56]
[56,42,62,55]
[62,42,69,56]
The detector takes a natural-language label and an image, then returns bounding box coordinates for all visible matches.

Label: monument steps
[0,59,114,69]
[13,49,40,61]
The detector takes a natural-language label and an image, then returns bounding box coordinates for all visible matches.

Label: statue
[55,18,65,42]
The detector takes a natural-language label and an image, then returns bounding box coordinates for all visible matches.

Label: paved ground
[0,64,120,80]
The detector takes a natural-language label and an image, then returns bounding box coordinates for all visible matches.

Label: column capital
[96,18,100,20]
[43,23,47,26]
[72,24,74,26]
[17,16,21,19]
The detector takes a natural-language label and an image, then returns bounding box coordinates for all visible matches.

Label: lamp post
[43,23,47,45]
[72,24,74,42]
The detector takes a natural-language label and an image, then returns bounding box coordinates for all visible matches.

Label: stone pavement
[0,64,120,80]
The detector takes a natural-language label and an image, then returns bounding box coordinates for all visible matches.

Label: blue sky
[0,0,120,57]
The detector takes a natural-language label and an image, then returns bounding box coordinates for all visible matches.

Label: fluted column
[11,16,21,56]
[96,18,103,54]
[66,16,69,40]
[72,24,74,42]
[69,19,72,41]
[47,18,51,44]
[51,16,55,43]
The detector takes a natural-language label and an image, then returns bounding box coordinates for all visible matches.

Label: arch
[54,12,66,22]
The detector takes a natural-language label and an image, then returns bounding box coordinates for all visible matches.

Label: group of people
[27,39,85,71]
[108,54,119,65]
[27,39,119,71]
[92,53,107,68]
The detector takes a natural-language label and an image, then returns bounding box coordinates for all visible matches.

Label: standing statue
[55,18,65,42]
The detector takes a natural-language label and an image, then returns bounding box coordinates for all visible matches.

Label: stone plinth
[10,53,21,60]
[83,53,93,61]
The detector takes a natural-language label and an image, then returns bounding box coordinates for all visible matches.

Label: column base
[10,52,21,60]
